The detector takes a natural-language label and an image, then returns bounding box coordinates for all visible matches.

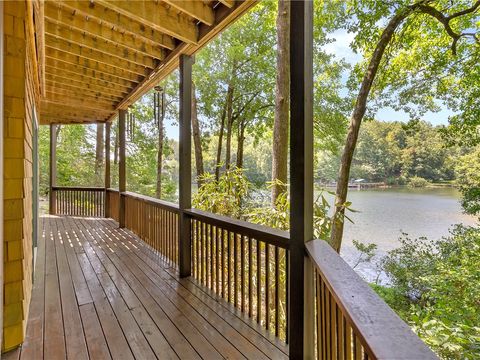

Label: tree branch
[418,2,480,55]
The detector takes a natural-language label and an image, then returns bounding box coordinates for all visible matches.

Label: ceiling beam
[45,20,159,69]
[41,105,112,119]
[45,34,149,76]
[44,85,123,103]
[45,63,136,88]
[97,0,198,44]
[45,77,129,98]
[44,3,168,58]
[45,57,139,88]
[44,87,122,105]
[218,0,235,8]
[45,92,116,110]
[45,69,132,93]
[43,96,116,112]
[40,113,109,124]
[58,1,176,51]
[162,0,214,26]
[45,48,141,82]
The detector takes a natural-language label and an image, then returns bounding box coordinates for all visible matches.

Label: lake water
[326,187,478,281]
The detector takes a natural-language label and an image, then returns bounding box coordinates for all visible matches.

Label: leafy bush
[408,176,429,188]
[193,167,250,219]
[376,226,480,359]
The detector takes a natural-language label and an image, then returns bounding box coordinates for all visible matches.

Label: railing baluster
[275,245,279,337]
[241,235,245,313]
[257,239,261,324]
[248,236,253,318]
[266,243,270,331]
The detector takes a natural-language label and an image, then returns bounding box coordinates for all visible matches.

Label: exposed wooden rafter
[40,0,256,125]
[44,2,170,57]
[44,20,160,69]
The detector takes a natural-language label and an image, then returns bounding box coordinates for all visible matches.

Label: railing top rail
[52,186,105,191]
[123,191,180,213]
[306,240,438,360]
[185,208,290,249]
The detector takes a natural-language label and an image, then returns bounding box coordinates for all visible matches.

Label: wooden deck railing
[60,188,437,358]
[185,209,290,341]
[306,240,437,360]
[106,188,120,222]
[51,186,105,217]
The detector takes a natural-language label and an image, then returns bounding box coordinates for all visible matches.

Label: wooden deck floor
[9,216,288,360]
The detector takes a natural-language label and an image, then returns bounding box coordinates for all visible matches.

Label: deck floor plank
[17,216,289,360]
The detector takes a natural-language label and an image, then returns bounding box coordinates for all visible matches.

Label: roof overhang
[38,0,256,125]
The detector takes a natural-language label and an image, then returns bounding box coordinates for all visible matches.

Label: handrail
[185,208,290,249]
[123,191,180,213]
[306,239,438,360]
[52,185,105,191]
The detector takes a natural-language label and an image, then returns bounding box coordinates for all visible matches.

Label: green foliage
[193,167,250,219]
[454,146,480,216]
[376,226,480,359]
[408,176,429,188]
[352,240,377,269]
[318,119,458,184]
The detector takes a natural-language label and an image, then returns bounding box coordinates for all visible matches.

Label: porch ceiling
[39,0,255,125]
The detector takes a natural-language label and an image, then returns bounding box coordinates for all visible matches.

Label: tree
[271,0,290,204]
[330,0,480,252]
[191,83,204,184]
[454,146,480,216]
[95,123,104,179]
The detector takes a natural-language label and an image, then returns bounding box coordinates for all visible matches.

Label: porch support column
[49,123,57,215]
[179,54,193,278]
[119,110,127,228]
[104,122,111,218]
[288,1,314,359]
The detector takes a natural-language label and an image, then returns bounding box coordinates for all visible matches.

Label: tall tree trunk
[236,120,246,169]
[113,126,119,165]
[271,0,290,206]
[215,101,227,182]
[95,123,104,176]
[156,103,164,199]
[224,83,234,170]
[191,83,204,186]
[330,8,415,252]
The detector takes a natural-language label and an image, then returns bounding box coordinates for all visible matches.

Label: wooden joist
[45,35,149,76]
[45,49,142,82]
[96,0,198,44]
[44,87,122,106]
[45,64,137,89]
[43,95,116,112]
[44,85,123,104]
[45,3,168,58]
[45,78,128,99]
[42,102,114,117]
[45,70,132,93]
[58,1,177,51]
[40,0,256,124]
[163,0,215,26]
[44,20,159,69]
[218,0,235,8]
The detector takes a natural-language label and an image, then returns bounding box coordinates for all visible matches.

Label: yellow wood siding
[2,0,37,352]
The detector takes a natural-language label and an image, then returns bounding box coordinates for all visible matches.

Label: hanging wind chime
[127,105,135,141]
[153,85,165,130]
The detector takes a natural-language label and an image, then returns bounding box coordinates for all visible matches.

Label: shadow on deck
[12,216,288,360]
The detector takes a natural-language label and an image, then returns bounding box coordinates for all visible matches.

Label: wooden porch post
[104,121,111,218]
[119,110,126,227]
[288,1,314,359]
[49,123,57,215]
[179,54,193,278]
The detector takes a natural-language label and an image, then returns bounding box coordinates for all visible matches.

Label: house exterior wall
[2,0,38,352]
